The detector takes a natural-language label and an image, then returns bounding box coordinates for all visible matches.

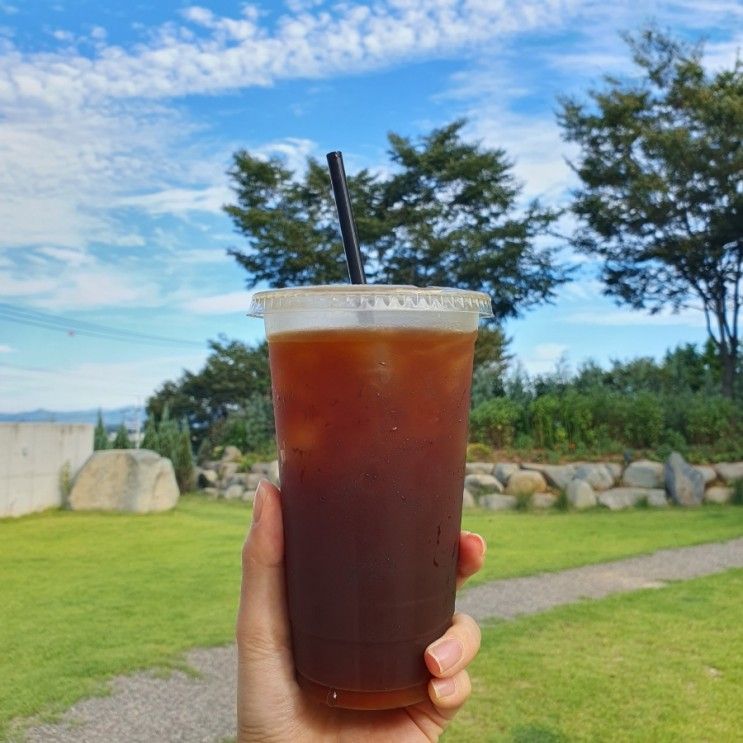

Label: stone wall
[0,423,94,518]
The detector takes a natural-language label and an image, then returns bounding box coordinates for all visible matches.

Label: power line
[0,303,205,348]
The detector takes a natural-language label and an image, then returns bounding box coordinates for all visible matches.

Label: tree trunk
[720,343,737,399]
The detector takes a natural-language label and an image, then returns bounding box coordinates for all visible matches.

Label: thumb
[236,480,294,683]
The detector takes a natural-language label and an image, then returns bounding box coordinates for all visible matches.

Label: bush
[682,395,735,445]
[470,398,521,448]
[466,443,494,462]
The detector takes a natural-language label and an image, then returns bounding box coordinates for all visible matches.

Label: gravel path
[21,538,743,743]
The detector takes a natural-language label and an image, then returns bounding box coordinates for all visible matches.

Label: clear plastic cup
[248,285,492,710]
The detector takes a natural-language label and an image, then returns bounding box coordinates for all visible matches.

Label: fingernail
[432,677,456,699]
[252,480,268,525]
[470,532,487,557]
[428,638,462,673]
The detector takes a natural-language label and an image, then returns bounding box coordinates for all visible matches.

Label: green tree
[112,424,132,449]
[147,338,271,447]
[141,417,159,451]
[224,120,570,321]
[94,411,109,450]
[559,28,743,397]
[172,420,195,492]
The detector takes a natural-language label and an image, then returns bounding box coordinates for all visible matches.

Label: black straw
[326,151,367,284]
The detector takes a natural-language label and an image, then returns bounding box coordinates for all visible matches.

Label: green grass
[462,506,743,585]
[0,496,250,739]
[445,570,743,742]
[0,497,741,738]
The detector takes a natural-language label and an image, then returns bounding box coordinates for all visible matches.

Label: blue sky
[0,0,741,412]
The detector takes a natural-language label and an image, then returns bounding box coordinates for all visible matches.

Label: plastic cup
[248,285,492,710]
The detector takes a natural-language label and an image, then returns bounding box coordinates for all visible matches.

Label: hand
[237,480,487,742]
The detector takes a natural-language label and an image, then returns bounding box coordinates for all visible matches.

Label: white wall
[0,423,94,518]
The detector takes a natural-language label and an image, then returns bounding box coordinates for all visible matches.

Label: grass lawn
[0,497,741,739]
[462,506,743,585]
[445,569,743,742]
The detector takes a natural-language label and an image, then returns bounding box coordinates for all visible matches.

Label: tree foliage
[147,338,272,451]
[559,28,743,396]
[93,410,109,451]
[112,424,132,450]
[224,120,570,321]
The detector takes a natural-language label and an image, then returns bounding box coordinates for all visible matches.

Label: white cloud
[187,290,255,314]
[36,246,93,266]
[0,344,14,353]
[567,308,706,328]
[0,353,207,411]
[0,2,575,109]
[178,248,231,264]
[519,342,570,374]
[117,184,233,215]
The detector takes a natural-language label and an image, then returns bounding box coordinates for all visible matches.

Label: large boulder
[68,449,179,513]
[665,452,705,506]
[704,487,732,504]
[465,462,495,475]
[480,494,517,511]
[521,463,576,490]
[464,473,503,495]
[574,463,615,491]
[566,479,596,510]
[714,462,743,485]
[598,487,666,510]
[505,469,547,496]
[622,460,664,489]
[493,463,519,487]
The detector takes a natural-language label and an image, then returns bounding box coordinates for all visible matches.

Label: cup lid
[248,285,493,318]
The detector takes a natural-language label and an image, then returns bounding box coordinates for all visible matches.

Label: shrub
[470,398,521,448]
[554,489,569,511]
[140,408,195,493]
[466,443,494,462]
[682,395,735,445]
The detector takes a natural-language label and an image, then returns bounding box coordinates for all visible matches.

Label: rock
[714,462,743,485]
[597,487,665,510]
[68,449,179,513]
[462,488,476,508]
[704,486,733,504]
[531,492,556,509]
[665,452,705,506]
[221,445,242,463]
[250,461,272,475]
[218,461,240,482]
[242,489,257,503]
[644,489,669,507]
[197,468,218,488]
[464,473,503,495]
[227,472,263,490]
[224,483,244,500]
[605,462,623,481]
[566,479,596,510]
[694,465,717,486]
[465,462,495,475]
[622,460,664,489]
[574,463,615,491]
[493,463,519,487]
[202,487,219,498]
[505,469,547,496]
[522,463,576,490]
[480,494,517,511]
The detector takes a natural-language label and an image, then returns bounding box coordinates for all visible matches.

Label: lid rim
[247,285,494,318]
